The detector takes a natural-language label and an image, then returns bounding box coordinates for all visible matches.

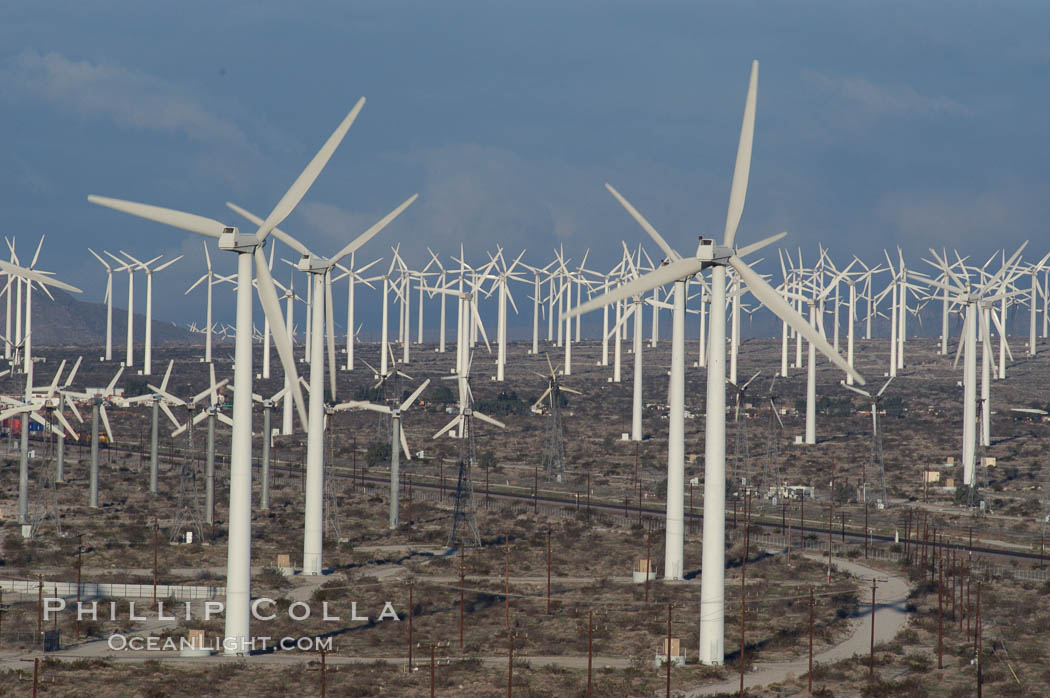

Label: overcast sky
[2,1,1048,332]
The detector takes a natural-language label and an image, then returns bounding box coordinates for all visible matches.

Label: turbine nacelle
[296,254,333,274]
[217,227,261,253]
[696,239,732,263]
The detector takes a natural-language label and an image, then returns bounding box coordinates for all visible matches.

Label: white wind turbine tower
[332,252,380,370]
[88,248,121,361]
[569,61,863,664]
[601,243,647,439]
[332,378,430,529]
[1025,253,1050,357]
[88,98,363,656]
[443,250,497,379]
[5,236,51,375]
[839,259,878,386]
[485,247,526,381]
[228,193,418,576]
[796,251,852,445]
[1,251,83,377]
[596,257,629,368]
[185,242,218,363]
[521,260,555,356]
[425,249,451,353]
[122,250,182,376]
[924,244,1026,489]
[105,250,156,369]
[375,249,407,378]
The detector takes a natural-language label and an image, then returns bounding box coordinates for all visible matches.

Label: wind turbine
[925,244,1026,489]
[484,248,526,381]
[62,365,127,509]
[105,249,157,369]
[0,253,83,375]
[568,61,863,665]
[122,251,182,375]
[332,252,380,371]
[531,353,581,483]
[88,248,122,361]
[173,363,231,526]
[332,378,430,529]
[228,192,418,576]
[0,359,80,524]
[185,242,218,363]
[126,360,184,494]
[88,97,361,655]
[841,377,894,508]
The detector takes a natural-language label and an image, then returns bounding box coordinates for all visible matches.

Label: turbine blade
[730,254,865,384]
[433,415,461,439]
[255,246,309,431]
[567,258,704,319]
[99,405,113,444]
[721,60,758,250]
[399,423,411,461]
[472,411,506,430]
[159,401,181,429]
[87,196,226,238]
[330,194,419,266]
[604,183,681,262]
[326,273,337,400]
[400,378,431,412]
[736,231,787,259]
[253,98,365,242]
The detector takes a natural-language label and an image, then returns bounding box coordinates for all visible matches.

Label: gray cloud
[808,72,971,118]
[0,50,253,148]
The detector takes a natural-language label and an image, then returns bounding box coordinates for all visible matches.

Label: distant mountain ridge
[0,289,198,346]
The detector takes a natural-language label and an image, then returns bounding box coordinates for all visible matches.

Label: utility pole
[320,647,327,698]
[504,535,510,630]
[408,584,413,671]
[459,546,465,649]
[800,495,805,550]
[827,503,833,584]
[507,630,514,698]
[586,609,593,698]
[666,603,672,698]
[869,578,878,679]
[740,492,751,698]
[153,517,159,604]
[546,529,552,615]
[808,588,814,694]
[645,522,652,603]
[937,560,944,669]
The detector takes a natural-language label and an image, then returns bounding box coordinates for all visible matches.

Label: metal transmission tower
[758,376,784,505]
[323,407,342,541]
[841,376,895,509]
[448,410,482,548]
[727,371,761,497]
[170,405,204,544]
[532,353,580,483]
[971,397,989,509]
[31,412,62,536]
[434,352,506,549]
